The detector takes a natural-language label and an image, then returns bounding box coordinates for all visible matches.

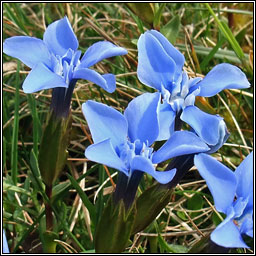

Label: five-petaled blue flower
[3,16,127,116]
[82,92,210,184]
[137,30,250,146]
[194,152,253,248]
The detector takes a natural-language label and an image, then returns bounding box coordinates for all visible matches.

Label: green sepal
[132,183,173,234]
[95,196,136,253]
[38,111,72,187]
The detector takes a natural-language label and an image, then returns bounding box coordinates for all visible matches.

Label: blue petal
[240,214,253,238]
[198,63,250,97]
[101,74,116,93]
[157,102,176,141]
[181,105,229,148]
[3,230,9,253]
[124,92,160,145]
[148,30,185,80]
[43,16,78,56]
[82,101,128,149]
[235,151,253,199]
[3,36,51,68]
[137,31,177,91]
[194,153,237,213]
[131,156,176,184]
[211,219,249,248]
[85,138,128,175]
[23,63,67,93]
[247,188,253,211]
[73,68,116,93]
[80,41,128,68]
[152,131,209,164]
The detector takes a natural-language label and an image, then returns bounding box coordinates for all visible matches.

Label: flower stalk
[45,184,53,231]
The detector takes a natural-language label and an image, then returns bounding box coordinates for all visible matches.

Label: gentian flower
[194,152,253,248]
[137,30,250,142]
[82,92,210,185]
[3,16,127,117]
[3,229,9,253]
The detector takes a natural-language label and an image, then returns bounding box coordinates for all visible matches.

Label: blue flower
[3,229,9,253]
[194,152,253,248]
[3,16,127,94]
[137,30,250,143]
[82,92,210,184]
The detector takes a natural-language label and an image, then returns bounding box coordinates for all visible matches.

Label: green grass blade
[200,37,225,70]
[13,211,45,253]
[205,3,245,60]
[4,3,29,34]
[3,137,7,170]
[153,3,166,29]
[51,165,97,202]
[3,94,12,142]
[27,94,41,157]
[11,61,20,185]
[176,44,249,64]
[125,6,145,34]
[67,173,96,223]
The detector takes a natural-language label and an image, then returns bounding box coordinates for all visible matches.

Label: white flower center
[162,71,202,113]
[119,140,153,171]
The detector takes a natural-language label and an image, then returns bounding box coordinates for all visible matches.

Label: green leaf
[160,15,181,44]
[30,149,44,192]
[158,235,189,253]
[81,249,96,253]
[67,173,96,223]
[187,194,204,218]
[187,194,203,210]
[3,181,31,196]
[51,181,70,202]
[177,211,187,221]
[167,243,189,253]
[212,211,225,226]
[50,165,97,203]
